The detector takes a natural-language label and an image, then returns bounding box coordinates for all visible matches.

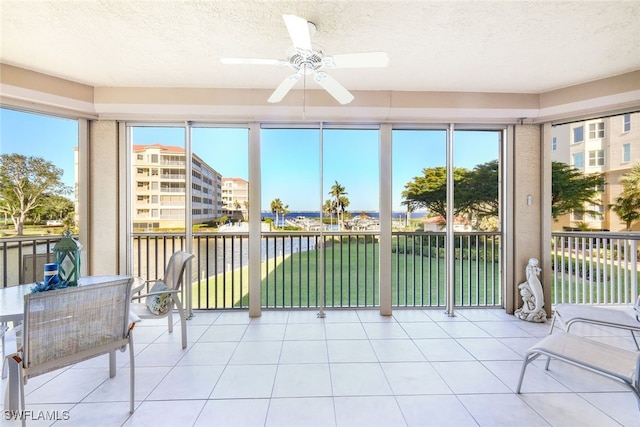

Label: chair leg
[175,299,187,349]
[5,355,21,411]
[129,336,135,414]
[516,352,542,393]
[109,350,116,378]
[167,310,174,334]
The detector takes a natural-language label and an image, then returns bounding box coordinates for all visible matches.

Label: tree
[551,161,605,220]
[609,163,640,230]
[459,160,499,218]
[329,181,348,229]
[322,199,334,226]
[32,194,74,223]
[270,198,287,229]
[401,166,468,221]
[337,195,350,229]
[609,193,640,231]
[0,154,71,234]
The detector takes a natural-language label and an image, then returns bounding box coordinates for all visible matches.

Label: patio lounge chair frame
[516,331,640,411]
[5,276,138,425]
[549,297,640,350]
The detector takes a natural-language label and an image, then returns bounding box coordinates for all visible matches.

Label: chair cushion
[145,281,172,315]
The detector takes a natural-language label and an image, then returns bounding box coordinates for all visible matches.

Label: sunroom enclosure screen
[128,123,503,310]
[260,127,380,309]
[391,129,501,309]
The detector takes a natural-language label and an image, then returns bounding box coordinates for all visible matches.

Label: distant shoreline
[260,211,427,220]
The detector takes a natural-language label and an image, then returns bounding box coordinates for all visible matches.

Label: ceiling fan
[220,14,389,105]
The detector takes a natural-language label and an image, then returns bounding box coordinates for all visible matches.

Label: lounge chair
[516,331,640,411]
[549,296,640,350]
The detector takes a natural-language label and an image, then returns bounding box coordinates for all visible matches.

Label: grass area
[191,239,502,309]
[550,253,640,304]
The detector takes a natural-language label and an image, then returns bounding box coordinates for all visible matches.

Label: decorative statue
[515,258,546,323]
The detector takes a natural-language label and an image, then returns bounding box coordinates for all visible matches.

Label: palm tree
[270,198,287,229]
[329,181,347,229]
[323,199,333,229]
[620,163,640,198]
[610,163,640,230]
[338,195,350,229]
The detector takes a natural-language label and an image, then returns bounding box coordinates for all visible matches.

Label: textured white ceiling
[1,0,639,94]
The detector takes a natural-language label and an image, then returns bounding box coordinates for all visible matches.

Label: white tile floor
[2,308,639,427]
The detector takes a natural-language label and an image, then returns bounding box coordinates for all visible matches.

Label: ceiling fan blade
[220,57,285,66]
[313,72,354,105]
[283,14,312,51]
[326,52,389,68]
[268,73,301,103]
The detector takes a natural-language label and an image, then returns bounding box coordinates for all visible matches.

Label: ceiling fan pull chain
[303,64,307,119]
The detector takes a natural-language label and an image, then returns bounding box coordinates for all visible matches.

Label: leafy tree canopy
[402,160,605,223]
[609,163,640,230]
[0,153,71,234]
[551,162,605,219]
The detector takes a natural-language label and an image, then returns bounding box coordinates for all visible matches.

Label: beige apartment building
[222,177,249,220]
[132,144,222,230]
[551,112,640,231]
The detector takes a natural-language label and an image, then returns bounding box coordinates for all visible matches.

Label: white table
[1,275,133,410]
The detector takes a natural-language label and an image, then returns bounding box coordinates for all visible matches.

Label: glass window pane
[454,130,501,232]
[0,108,78,285]
[130,126,186,232]
[393,130,446,230]
[323,129,379,230]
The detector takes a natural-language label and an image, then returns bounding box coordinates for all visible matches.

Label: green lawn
[191,239,502,309]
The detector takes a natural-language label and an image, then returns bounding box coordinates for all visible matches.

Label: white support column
[504,126,515,314]
[248,123,262,318]
[541,123,553,317]
[379,124,392,316]
[184,122,194,319]
[117,121,129,276]
[445,124,455,316]
[78,118,90,276]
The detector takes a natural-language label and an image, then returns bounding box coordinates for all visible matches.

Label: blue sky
[2,108,500,211]
[1,108,79,192]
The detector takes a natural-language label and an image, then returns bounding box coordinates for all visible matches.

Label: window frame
[572,126,584,144]
[588,149,605,167]
[588,122,605,139]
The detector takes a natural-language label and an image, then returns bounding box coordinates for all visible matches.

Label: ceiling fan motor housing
[287,48,325,73]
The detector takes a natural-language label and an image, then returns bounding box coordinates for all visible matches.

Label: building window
[623,143,631,162]
[588,150,605,166]
[572,211,584,221]
[572,152,584,168]
[623,114,631,133]
[588,122,605,139]
[573,126,584,143]
[586,204,604,221]
[551,137,557,151]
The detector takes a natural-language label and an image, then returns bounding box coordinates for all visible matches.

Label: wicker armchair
[130,251,194,349]
[5,276,138,423]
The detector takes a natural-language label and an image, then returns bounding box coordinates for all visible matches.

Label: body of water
[260,211,427,221]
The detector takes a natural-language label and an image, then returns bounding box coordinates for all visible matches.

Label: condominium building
[132,144,222,230]
[222,177,249,220]
[551,112,639,231]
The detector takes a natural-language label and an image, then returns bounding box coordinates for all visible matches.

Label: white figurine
[515,258,546,322]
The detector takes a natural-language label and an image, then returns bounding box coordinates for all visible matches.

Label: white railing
[551,232,639,305]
